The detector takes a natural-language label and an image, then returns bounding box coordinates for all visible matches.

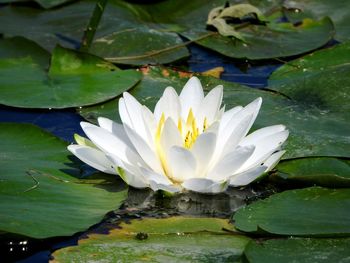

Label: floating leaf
[0,0,189,65]
[135,0,335,59]
[244,238,350,263]
[52,217,250,262]
[0,0,75,9]
[90,26,189,65]
[0,39,141,109]
[269,41,350,115]
[0,123,127,238]
[284,0,350,41]
[182,17,334,60]
[0,36,49,67]
[233,187,350,236]
[0,2,92,50]
[79,66,350,159]
[275,157,350,187]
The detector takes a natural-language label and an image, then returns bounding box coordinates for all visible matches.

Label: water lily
[68,77,288,194]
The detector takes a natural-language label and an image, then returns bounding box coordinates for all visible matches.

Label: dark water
[0,43,281,263]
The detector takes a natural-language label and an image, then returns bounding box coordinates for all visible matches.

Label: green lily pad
[0,123,127,238]
[0,0,189,65]
[182,17,334,60]
[0,2,92,50]
[244,238,350,263]
[0,0,75,9]
[275,157,350,187]
[79,66,350,159]
[233,187,350,236]
[134,0,335,59]
[283,0,350,42]
[269,41,350,115]
[90,26,189,65]
[0,36,49,67]
[52,217,250,262]
[0,40,141,109]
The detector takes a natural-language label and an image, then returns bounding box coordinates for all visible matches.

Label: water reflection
[121,185,270,218]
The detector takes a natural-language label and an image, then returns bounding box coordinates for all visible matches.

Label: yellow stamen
[183,109,200,149]
[177,119,183,136]
[203,117,208,131]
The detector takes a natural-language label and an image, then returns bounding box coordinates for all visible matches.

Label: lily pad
[52,217,250,262]
[0,2,92,50]
[0,37,49,67]
[275,157,350,187]
[269,41,350,115]
[0,0,189,65]
[79,66,350,159]
[0,0,75,9]
[90,26,189,65]
[0,123,127,238]
[0,41,141,109]
[182,17,334,60]
[283,0,350,42]
[233,187,350,236]
[244,238,350,263]
[135,0,335,59]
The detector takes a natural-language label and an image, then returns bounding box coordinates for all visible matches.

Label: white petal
[82,126,144,167]
[160,118,183,152]
[238,130,289,172]
[219,106,243,133]
[122,92,151,144]
[149,181,181,193]
[167,146,197,182]
[196,85,223,126]
[154,87,180,122]
[107,154,148,188]
[141,168,181,193]
[80,121,97,130]
[97,117,134,149]
[179,76,204,119]
[123,124,163,174]
[240,125,286,146]
[139,167,171,185]
[74,134,97,149]
[68,145,116,174]
[191,132,216,177]
[244,97,262,131]
[182,178,228,193]
[229,165,267,186]
[218,113,255,159]
[142,106,157,140]
[207,145,255,181]
[117,166,148,188]
[118,98,132,128]
[215,98,262,159]
[263,150,286,172]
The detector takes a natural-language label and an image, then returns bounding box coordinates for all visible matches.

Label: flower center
[154,109,208,182]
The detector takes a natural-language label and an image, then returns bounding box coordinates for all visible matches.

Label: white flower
[68,77,288,194]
